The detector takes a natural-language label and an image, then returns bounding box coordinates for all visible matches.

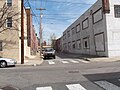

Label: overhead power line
[27,0,93,5]
[25,0,40,25]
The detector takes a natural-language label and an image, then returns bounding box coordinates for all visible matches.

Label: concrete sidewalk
[58,52,120,62]
[16,53,43,67]
[85,56,120,62]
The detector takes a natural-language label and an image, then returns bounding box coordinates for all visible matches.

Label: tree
[0,3,20,33]
[0,2,20,53]
[50,33,56,49]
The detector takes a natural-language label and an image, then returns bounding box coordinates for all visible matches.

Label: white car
[0,58,17,68]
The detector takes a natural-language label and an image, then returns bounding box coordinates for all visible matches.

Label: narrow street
[0,53,120,90]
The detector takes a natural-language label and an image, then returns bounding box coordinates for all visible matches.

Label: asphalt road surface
[0,54,120,90]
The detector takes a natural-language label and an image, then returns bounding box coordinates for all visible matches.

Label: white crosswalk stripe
[70,60,79,63]
[66,84,86,90]
[45,59,90,65]
[61,60,69,64]
[94,80,120,90]
[36,86,53,90]
[47,60,55,65]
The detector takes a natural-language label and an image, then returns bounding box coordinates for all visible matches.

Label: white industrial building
[62,0,120,57]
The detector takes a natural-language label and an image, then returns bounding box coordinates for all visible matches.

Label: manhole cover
[68,70,79,73]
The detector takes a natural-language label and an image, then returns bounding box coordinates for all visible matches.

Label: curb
[16,60,43,67]
[16,63,41,67]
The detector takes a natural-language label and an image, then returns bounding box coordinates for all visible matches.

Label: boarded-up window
[67,31,70,37]
[93,8,103,24]
[76,24,80,33]
[72,27,75,35]
[0,41,2,51]
[95,33,105,51]
[82,18,89,30]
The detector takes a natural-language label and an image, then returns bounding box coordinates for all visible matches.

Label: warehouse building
[62,0,120,57]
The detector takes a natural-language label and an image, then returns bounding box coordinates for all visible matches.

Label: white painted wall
[106,0,120,57]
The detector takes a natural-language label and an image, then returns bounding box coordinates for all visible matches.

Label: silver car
[43,48,56,59]
[0,58,17,68]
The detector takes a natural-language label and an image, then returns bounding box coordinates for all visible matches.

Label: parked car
[43,47,56,59]
[0,58,17,68]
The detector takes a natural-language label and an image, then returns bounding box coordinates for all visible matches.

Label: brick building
[0,0,39,62]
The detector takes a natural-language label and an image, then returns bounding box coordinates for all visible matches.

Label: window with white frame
[76,24,80,33]
[7,0,12,6]
[77,40,81,49]
[0,41,2,51]
[7,17,12,27]
[93,8,103,23]
[114,5,120,18]
[83,37,89,49]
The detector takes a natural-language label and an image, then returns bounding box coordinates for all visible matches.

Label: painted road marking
[36,86,52,90]
[94,80,120,90]
[61,60,69,64]
[47,60,55,65]
[66,84,86,90]
[70,60,79,63]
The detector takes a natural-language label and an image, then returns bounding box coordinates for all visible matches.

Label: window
[83,37,89,49]
[95,33,105,51]
[0,41,2,51]
[71,27,75,35]
[7,17,12,27]
[72,41,75,49]
[114,5,120,18]
[67,31,70,37]
[68,42,71,50]
[82,18,89,30]
[76,24,80,33]
[7,0,12,6]
[85,41,87,48]
[77,40,81,49]
[93,8,103,24]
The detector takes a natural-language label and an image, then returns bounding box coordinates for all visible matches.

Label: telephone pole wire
[36,8,46,58]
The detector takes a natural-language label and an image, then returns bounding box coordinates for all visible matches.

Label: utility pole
[21,0,24,64]
[36,8,46,58]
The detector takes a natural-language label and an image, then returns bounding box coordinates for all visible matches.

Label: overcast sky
[24,0,97,43]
